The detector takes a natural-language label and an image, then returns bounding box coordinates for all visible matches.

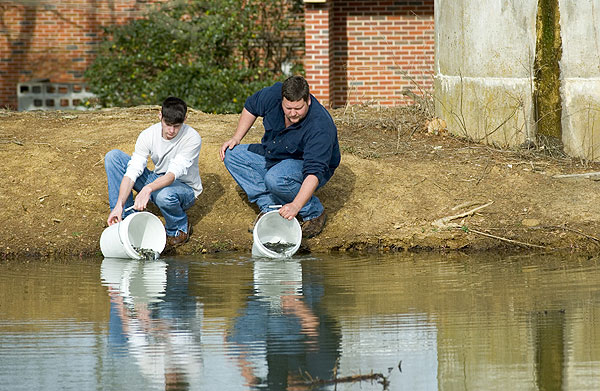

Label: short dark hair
[282,76,310,103]
[161,97,187,125]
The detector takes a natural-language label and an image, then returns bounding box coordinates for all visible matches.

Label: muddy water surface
[1,252,600,390]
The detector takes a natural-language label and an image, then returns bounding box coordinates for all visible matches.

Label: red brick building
[0,0,164,109]
[304,0,434,107]
[0,0,434,110]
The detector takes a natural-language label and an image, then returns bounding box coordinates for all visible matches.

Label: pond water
[1,252,600,390]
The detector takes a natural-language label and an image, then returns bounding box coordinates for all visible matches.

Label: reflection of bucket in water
[100,212,166,259]
[100,257,167,304]
[252,211,302,258]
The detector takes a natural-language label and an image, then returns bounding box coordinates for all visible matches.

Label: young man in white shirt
[104,97,202,247]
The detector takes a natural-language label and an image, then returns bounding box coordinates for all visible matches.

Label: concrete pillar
[560,0,600,160]
[435,0,600,161]
[434,0,538,147]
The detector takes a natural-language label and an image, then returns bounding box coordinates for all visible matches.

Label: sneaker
[248,212,266,233]
[167,223,192,247]
[301,212,327,238]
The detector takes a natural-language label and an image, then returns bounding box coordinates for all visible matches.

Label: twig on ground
[451,201,481,211]
[429,180,448,193]
[432,201,493,228]
[476,160,492,185]
[546,225,600,243]
[552,172,600,179]
[465,227,549,249]
[0,138,24,146]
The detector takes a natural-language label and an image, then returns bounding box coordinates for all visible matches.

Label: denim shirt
[245,82,341,185]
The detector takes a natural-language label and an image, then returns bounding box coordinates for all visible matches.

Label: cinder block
[17,80,95,111]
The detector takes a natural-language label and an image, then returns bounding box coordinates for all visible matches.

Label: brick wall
[1,0,434,110]
[0,0,164,109]
[304,0,434,108]
[304,1,332,105]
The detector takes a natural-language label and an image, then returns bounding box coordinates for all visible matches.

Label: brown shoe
[248,212,266,233]
[167,223,192,247]
[301,212,327,238]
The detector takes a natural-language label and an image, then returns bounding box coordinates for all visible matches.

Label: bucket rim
[252,210,302,258]
[120,211,166,259]
[118,217,142,259]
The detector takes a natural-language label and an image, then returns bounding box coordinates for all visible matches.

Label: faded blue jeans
[104,149,195,236]
[223,144,324,220]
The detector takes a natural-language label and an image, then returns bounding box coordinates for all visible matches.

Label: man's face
[159,113,183,140]
[282,97,310,125]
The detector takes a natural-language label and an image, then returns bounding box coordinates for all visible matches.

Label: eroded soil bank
[2,106,600,259]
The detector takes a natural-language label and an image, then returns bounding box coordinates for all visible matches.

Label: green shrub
[85,0,303,113]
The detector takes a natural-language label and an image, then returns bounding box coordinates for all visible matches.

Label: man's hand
[279,202,301,220]
[219,138,240,161]
[107,204,123,226]
[278,175,319,221]
[134,185,153,211]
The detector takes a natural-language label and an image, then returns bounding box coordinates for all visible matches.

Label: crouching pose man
[219,76,340,238]
[104,96,202,247]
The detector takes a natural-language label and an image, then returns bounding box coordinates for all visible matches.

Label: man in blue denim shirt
[219,76,340,238]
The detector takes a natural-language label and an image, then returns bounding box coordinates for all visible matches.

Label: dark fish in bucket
[263,241,296,255]
[133,246,160,260]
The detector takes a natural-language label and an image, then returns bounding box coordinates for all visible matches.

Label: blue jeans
[223,144,324,220]
[104,149,196,236]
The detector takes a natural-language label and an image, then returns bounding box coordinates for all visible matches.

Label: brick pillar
[304,0,332,106]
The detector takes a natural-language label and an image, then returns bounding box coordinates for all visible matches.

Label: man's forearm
[279,174,319,220]
[232,108,257,142]
[145,172,175,193]
[291,174,319,210]
[134,172,176,210]
[115,176,135,208]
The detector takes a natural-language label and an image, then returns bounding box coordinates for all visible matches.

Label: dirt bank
[2,105,600,259]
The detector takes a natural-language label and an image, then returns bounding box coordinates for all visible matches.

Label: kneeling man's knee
[104,149,121,164]
[265,170,290,193]
[223,147,241,170]
[154,190,178,208]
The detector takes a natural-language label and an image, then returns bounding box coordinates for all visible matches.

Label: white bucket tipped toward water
[100,211,166,259]
[252,210,302,258]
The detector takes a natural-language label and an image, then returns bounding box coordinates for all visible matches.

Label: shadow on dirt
[319,163,356,218]
[188,173,224,227]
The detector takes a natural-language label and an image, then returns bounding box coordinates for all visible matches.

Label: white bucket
[100,211,166,259]
[252,210,302,258]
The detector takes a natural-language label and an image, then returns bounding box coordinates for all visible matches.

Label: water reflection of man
[227,259,341,390]
[101,258,202,390]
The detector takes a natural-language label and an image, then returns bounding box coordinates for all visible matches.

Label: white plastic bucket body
[252,210,302,258]
[100,211,166,259]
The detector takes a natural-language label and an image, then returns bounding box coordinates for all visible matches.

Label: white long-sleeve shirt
[125,122,203,197]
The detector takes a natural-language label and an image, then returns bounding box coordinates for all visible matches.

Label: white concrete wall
[435,0,538,147]
[435,0,600,160]
[559,0,600,160]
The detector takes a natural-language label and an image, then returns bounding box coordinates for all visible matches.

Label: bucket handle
[116,220,126,247]
[119,206,140,251]
[115,212,139,258]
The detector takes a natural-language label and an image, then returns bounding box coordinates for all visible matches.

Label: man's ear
[158,111,163,122]
[308,96,312,106]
